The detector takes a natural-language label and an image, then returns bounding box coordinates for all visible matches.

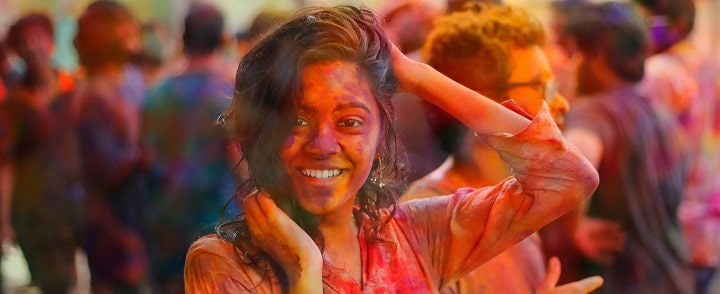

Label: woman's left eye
[339,119,362,127]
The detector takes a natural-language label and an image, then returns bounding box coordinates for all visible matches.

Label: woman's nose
[305,123,339,159]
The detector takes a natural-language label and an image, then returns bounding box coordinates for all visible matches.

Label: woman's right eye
[294,117,309,126]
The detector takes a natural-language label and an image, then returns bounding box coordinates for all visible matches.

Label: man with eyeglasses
[401,2,603,293]
[550,1,693,293]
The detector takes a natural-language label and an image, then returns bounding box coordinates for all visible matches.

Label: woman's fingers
[243,194,260,221]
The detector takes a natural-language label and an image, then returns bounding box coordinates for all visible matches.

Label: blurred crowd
[0,0,718,293]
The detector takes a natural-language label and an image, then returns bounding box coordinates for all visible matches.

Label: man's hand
[574,217,626,263]
[536,257,604,294]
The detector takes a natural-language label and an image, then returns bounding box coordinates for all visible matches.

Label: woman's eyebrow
[334,100,372,113]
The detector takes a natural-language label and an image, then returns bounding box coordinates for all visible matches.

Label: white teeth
[302,169,342,179]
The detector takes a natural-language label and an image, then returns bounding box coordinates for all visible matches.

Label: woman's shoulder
[186,234,281,292]
[187,234,238,258]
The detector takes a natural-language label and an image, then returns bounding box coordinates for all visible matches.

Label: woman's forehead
[298,61,379,112]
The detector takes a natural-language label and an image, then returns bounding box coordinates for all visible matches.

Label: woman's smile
[301,168,344,179]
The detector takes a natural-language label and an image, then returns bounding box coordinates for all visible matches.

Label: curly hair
[424,3,545,94]
[216,5,407,285]
[422,3,544,153]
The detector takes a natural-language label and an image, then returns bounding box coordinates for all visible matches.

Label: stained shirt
[403,174,545,294]
[184,105,598,293]
[566,86,693,294]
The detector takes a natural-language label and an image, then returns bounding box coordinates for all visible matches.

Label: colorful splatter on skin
[280,61,381,218]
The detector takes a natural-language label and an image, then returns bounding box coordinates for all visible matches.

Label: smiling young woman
[183,5,599,293]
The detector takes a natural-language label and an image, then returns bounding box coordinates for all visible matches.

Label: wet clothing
[404,175,545,294]
[566,86,693,294]
[184,106,598,293]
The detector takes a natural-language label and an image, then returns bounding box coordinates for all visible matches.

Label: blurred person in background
[0,12,82,293]
[553,1,693,292]
[131,21,171,88]
[72,1,149,292]
[546,0,580,102]
[140,2,240,292]
[404,3,604,293]
[635,0,720,292]
[0,40,21,93]
[234,10,288,61]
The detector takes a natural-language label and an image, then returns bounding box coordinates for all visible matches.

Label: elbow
[573,159,599,204]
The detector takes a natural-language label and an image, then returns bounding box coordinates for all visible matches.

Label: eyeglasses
[496,80,558,103]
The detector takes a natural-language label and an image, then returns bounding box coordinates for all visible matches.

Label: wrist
[393,54,425,93]
[288,258,323,294]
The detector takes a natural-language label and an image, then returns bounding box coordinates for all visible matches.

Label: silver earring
[371,158,385,189]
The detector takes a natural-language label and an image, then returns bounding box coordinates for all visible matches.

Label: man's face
[504,46,570,127]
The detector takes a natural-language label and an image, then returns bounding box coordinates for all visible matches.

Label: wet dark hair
[183,2,224,56]
[7,12,54,54]
[558,1,649,82]
[73,0,136,73]
[217,5,406,285]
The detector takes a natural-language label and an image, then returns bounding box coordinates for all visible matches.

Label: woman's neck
[317,202,359,239]
[316,199,362,283]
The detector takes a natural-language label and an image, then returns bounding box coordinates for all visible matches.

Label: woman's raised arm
[391,45,530,135]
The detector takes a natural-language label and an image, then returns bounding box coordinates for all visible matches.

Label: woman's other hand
[244,192,323,293]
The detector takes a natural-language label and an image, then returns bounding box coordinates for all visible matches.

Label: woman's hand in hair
[244,192,323,293]
[536,257,604,294]
[389,42,529,135]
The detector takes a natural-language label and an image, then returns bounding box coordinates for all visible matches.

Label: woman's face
[279,60,382,216]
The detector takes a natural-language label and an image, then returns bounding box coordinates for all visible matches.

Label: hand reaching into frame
[573,217,626,264]
[244,192,323,293]
[536,257,604,294]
